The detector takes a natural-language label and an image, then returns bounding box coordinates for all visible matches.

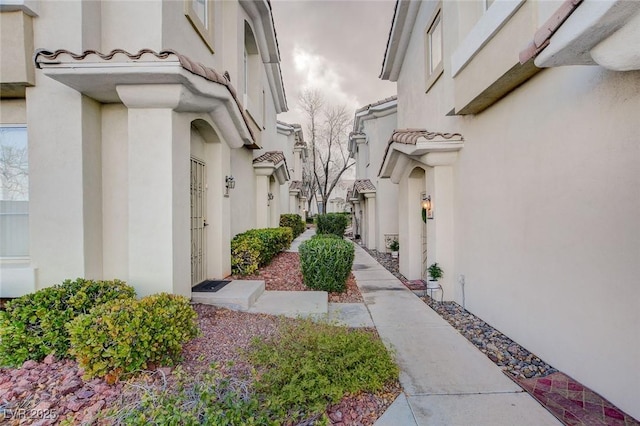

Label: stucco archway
[190,118,232,282]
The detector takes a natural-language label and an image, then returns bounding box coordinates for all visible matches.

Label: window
[425,7,444,91]
[243,21,262,125]
[0,126,29,257]
[185,0,214,52]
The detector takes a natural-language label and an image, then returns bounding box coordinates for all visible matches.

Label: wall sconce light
[422,195,433,219]
[267,192,274,206]
[225,175,235,197]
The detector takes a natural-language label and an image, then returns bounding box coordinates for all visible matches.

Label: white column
[269,178,280,228]
[364,193,377,250]
[430,165,455,300]
[117,84,190,297]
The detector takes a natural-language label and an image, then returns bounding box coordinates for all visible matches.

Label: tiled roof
[378,128,465,177]
[353,179,376,193]
[253,151,286,165]
[355,95,398,114]
[34,48,254,143]
[390,129,464,145]
[289,180,303,191]
[519,0,582,64]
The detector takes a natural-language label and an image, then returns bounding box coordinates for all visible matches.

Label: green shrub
[101,366,288,425]
[299,237,354,293]
[305,215,314,224]
[231,228,293,275]
[316,213,349,237]
[279,214,305,238]
[0,278,135,367]
[231,235,263,275]
[248,320,399,417]
[67,293,199,380]
[311,233,343,240]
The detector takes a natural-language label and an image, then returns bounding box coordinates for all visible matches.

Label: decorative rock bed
[361,247,556,380]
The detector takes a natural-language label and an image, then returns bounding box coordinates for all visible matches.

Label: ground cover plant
[299,236,354,292]
[247,319,399,421]
[100,318,399,425]
[0,278,135,367]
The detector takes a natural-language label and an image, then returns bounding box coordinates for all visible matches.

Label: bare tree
[299,89,354,213]
[298,89,322,212]
[0,144,28,201]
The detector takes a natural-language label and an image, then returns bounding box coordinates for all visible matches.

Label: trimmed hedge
[0,278,136,367]
[279,214,305,239]
[316,213,349,237]
[67,293,199,381]
[299,237,354,293]
[231,227,293,275]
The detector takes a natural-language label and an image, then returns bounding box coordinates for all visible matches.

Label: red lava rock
[22,359,39,369]
[16,378,31,388]
[33,400,52,411]
[329,410,344,422]
[58,380,82,396]
[76,388,95,399]
[67,398,86,412]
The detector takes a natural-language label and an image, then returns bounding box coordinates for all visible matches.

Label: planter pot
[391,251,398,258]
[426,279,440,290]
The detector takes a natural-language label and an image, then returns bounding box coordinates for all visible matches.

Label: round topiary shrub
[67,293,199,381]
[0,278,136,367]
[299,237,354,293]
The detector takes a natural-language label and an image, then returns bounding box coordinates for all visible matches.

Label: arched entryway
[189,118,231,285]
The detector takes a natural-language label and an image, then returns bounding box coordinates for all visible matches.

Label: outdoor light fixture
[267,192,274,206]
[225,175,235,197]
[422,195,433,219]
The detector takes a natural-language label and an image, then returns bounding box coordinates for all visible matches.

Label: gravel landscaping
[362,247,557,380]
[1,246,397,425]
[229,251,364,303]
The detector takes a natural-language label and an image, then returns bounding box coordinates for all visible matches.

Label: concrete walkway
[350,244,560,426]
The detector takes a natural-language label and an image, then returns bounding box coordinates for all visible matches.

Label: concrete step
[248,290,328,318]
[191,280,264,311]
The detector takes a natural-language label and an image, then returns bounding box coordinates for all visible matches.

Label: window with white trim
[0,125,29,257]
[185,0,214,52]
[425,7,444,91]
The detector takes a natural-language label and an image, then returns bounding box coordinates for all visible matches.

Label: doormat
[192,280,231,293]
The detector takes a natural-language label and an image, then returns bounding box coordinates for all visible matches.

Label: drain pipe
[459,274,466,310]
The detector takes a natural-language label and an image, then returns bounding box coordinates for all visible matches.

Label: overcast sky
[271,0,398,126]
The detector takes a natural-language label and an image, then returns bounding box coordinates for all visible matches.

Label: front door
[191,157,207,286]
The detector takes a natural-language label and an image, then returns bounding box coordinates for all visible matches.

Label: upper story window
[0,125,29,257]
[425,6,444,92]
[244,21,262,126]
[185,0,214,52]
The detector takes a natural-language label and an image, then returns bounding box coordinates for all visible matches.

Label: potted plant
[427,262,443,289]
[389,239,399,258]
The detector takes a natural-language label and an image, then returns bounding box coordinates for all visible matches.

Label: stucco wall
[453,66,640,417]
[391,0,640,418]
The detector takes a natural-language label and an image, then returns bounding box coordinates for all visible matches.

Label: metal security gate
[421,192,429,280]
[191,157,207,286]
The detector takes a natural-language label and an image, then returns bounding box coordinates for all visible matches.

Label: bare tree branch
[298,89,354,213]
